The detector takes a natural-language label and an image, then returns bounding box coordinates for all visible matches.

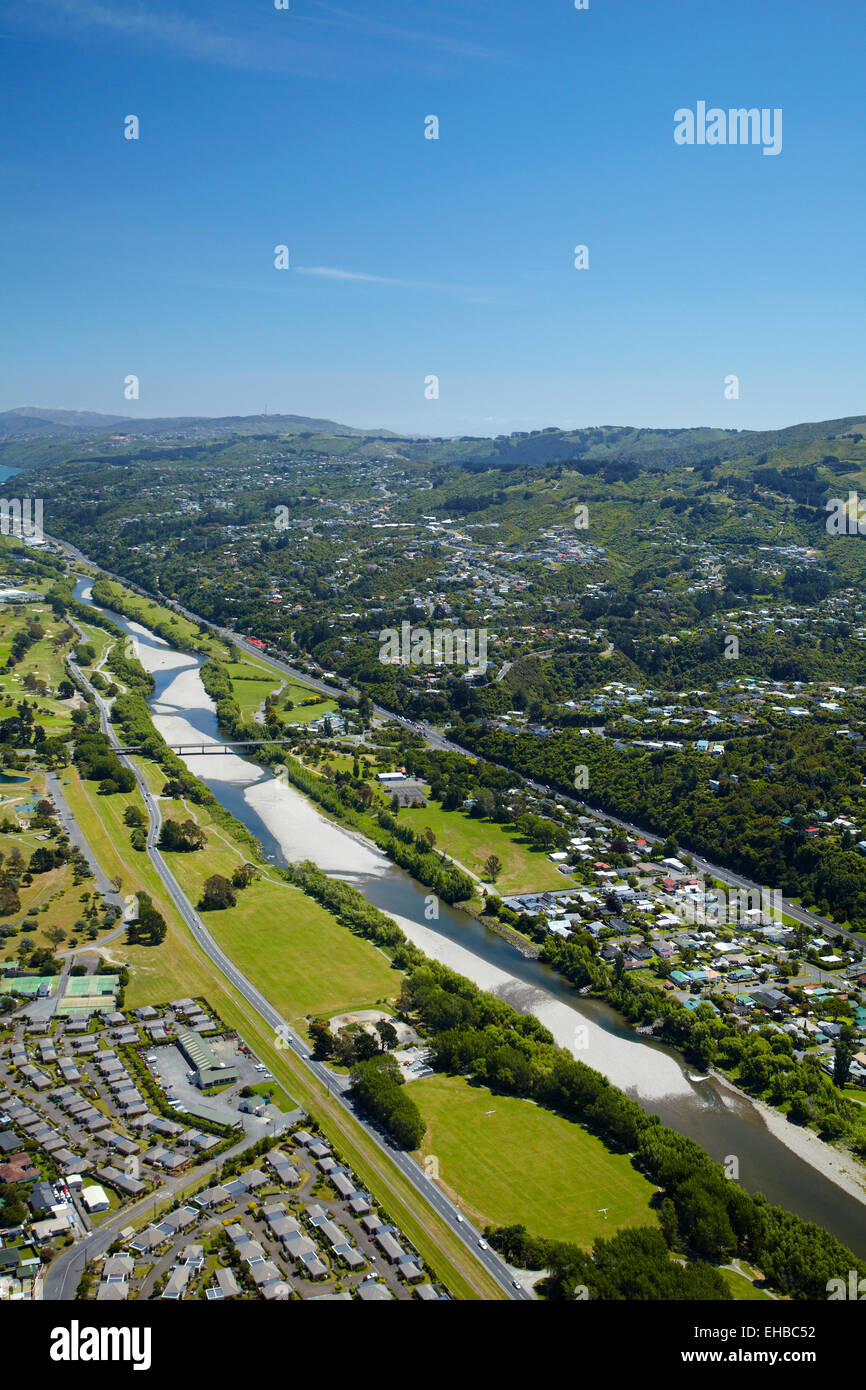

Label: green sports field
[415,1072,659,1246]
[399,800,569,893]
[157,817,399,1025]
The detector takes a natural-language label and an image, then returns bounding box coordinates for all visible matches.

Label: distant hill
[394,417,866,471]
[1,407,863,473]
[0,407,395,442]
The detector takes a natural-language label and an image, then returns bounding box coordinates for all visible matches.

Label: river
[73,578,866,1255]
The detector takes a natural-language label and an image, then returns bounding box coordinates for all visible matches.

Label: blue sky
[1,0,863,435]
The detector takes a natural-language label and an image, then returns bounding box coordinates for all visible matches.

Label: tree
[199,874,236,911]
[158,818,206,852]
[377,1019,399,1051]
[0,883,21,916]
[126,892,167,946]
[422,827,436,849]
[350,1054,425,1148]
[28,847,58,874]
[352,1030,380,1062]
[0,1184,28,1226]
[484,854,502,883]
[46,926,67,952]
[833,1035,855,1089]
[308,1017,334,1058]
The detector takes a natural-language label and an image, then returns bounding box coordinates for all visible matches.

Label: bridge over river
[117,738,295,756]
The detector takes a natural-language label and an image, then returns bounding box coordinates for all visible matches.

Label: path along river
[74,580,866,1255]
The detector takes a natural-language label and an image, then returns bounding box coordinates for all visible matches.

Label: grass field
[162,837,399,1026]
[220,654,337,726]
[0,763,103,962]
[415,1072,659,1246]
[0,599,79,734]
[719,1268,774,1300]
[220,659,283,721]
[84,577,225,659]
[399,800,568,894]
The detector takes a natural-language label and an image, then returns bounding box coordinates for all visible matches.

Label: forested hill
[3,408,864,475]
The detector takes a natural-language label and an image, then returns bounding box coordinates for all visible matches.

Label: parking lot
[146,1042,288,1129]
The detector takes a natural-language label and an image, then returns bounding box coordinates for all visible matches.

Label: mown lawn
[719,1268,774,1300]
[399,800,568,894]
[415,1072,659,1246]
[155,810,399,1025]
[60,766,398,1023]
[85,577,224,659]
[120,928,216,1009]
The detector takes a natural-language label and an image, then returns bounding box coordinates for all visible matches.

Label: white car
[478,1240,488,1250]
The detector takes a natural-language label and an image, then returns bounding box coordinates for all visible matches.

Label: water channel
[72,578,866,1255]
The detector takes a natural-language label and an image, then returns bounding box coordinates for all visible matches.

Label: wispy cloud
[8,0,296,71]
[294,265,505,303]
[304,3,505,64]
[5,0,505,74]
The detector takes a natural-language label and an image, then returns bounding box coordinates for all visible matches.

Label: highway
[56,532,863,946]
[203,625,863,947]
[58,628,529,1302]
[45,536,862,1298]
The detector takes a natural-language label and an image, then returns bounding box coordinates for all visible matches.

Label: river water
[73,579,866,1254]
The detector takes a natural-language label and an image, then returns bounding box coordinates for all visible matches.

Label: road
[41,1131,254,1301]
[55,534,863,947]
[217,637,864,945]
[47,535,863,1296]
[57,627,528,1302]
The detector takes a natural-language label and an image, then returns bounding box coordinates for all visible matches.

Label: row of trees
[541,933,861,1144]
[489,1225,732,1300]
[126,892,167,946]
[350,1054,425,1149]
[73,729,135,795]
[406,959,866,1299]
